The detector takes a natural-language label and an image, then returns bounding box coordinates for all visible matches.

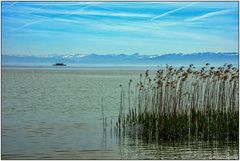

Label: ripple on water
[2,69,239,160]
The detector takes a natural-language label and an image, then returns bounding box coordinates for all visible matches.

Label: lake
[2,66,239,159]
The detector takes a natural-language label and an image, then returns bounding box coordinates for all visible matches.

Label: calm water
[2,67,239,159]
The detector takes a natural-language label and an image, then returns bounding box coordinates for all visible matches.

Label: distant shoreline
[1,64,163,71]
[2,63,238,68]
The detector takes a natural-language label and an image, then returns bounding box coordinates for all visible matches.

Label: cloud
[8,2,18,8]
[151,2,197,21]
[2,1,18,8]
[4,2,237,43]
[78,10,152,18]
[9,2,102,32]
[12,19,46,32]
[186,9,232,22]
[7,2,154,34]
[22,2,96,6]
[6,5,152,18]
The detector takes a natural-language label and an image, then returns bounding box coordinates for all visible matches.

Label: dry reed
[115,64,239,142]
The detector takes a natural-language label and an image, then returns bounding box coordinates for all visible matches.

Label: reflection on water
[117,137,239,159]
[2,67,239,159]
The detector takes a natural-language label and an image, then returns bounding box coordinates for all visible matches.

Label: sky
[2,2,239,56]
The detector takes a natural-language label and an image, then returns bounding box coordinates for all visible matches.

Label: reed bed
[115,64,239,142]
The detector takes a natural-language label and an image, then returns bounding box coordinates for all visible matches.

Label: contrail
[185,9,232,22]
[12,2,103,32]
[2,1,17,9]
[12,20,46,32]
[151,2,197,21]
[8,1,18,8]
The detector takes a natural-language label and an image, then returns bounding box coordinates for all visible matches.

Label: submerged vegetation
[115,64,239,142]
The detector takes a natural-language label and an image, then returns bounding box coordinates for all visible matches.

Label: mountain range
[2,52,238,67]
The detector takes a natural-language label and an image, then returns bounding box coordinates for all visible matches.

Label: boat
[53,63,67,66]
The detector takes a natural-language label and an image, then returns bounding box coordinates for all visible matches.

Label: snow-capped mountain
[2,52,238,66]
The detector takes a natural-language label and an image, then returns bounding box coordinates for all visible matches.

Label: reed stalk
[116,64,239,142]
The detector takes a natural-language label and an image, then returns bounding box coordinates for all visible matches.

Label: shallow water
[2,67,239,159]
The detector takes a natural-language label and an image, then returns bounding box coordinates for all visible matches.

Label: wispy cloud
[12,20,46,32]
[6,5,152,18]
[22,2,95,6]
[2,1,18,8]
[54,18,220,42]
[8,2,18,8]
[2,2,238,55]
[9,30,60,37]
[151,2,197,21]
[9,2,103,32]
[8,2,153,33]
[186,9,233,22]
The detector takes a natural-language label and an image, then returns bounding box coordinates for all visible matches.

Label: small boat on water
[53,63,67,66]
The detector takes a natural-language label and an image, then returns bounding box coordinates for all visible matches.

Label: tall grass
[115,64,239,142]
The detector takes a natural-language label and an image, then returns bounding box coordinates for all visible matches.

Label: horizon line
[2,51,239,57]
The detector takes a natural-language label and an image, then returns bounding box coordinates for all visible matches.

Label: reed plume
[116,64,239,142]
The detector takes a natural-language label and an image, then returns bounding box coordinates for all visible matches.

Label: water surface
[2,67,238,159]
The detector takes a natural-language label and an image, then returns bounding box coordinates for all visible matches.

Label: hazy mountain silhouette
[2,52,238,66]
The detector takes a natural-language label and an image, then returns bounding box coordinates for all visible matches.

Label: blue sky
[2,2,238,56]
